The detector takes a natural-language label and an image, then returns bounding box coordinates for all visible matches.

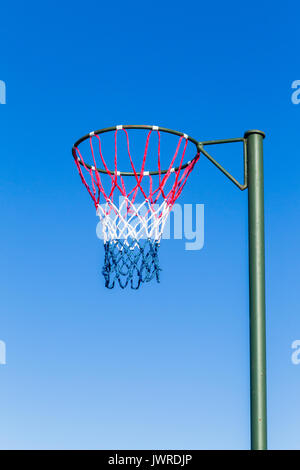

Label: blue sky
[0,0,299,450]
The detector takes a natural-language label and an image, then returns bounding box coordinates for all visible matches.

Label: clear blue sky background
[0,0,299,450]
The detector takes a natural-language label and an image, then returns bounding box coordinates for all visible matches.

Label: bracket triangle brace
[197,137,247,191]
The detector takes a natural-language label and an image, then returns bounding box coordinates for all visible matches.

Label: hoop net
[73,126,200,289]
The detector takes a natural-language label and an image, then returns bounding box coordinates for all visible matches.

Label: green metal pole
[245,130,267,450]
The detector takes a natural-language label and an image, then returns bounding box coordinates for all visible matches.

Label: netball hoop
[72,125,200,289]
[72,123,268,452]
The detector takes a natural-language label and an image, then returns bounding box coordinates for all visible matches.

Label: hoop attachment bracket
[197,137,248,191]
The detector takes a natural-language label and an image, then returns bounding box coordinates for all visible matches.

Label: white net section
[96,196,171,245]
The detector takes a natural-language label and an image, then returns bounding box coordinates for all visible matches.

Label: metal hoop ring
[72,125,200,176]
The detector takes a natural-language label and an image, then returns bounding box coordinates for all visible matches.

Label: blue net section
[102,238,161,289]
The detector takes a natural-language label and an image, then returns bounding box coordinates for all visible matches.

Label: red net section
[73,127,200,214]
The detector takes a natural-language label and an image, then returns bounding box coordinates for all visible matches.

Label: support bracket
[197,137,247,191]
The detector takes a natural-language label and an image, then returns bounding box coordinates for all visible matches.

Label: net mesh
[103,239,161,289]
[73,127,200,288]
